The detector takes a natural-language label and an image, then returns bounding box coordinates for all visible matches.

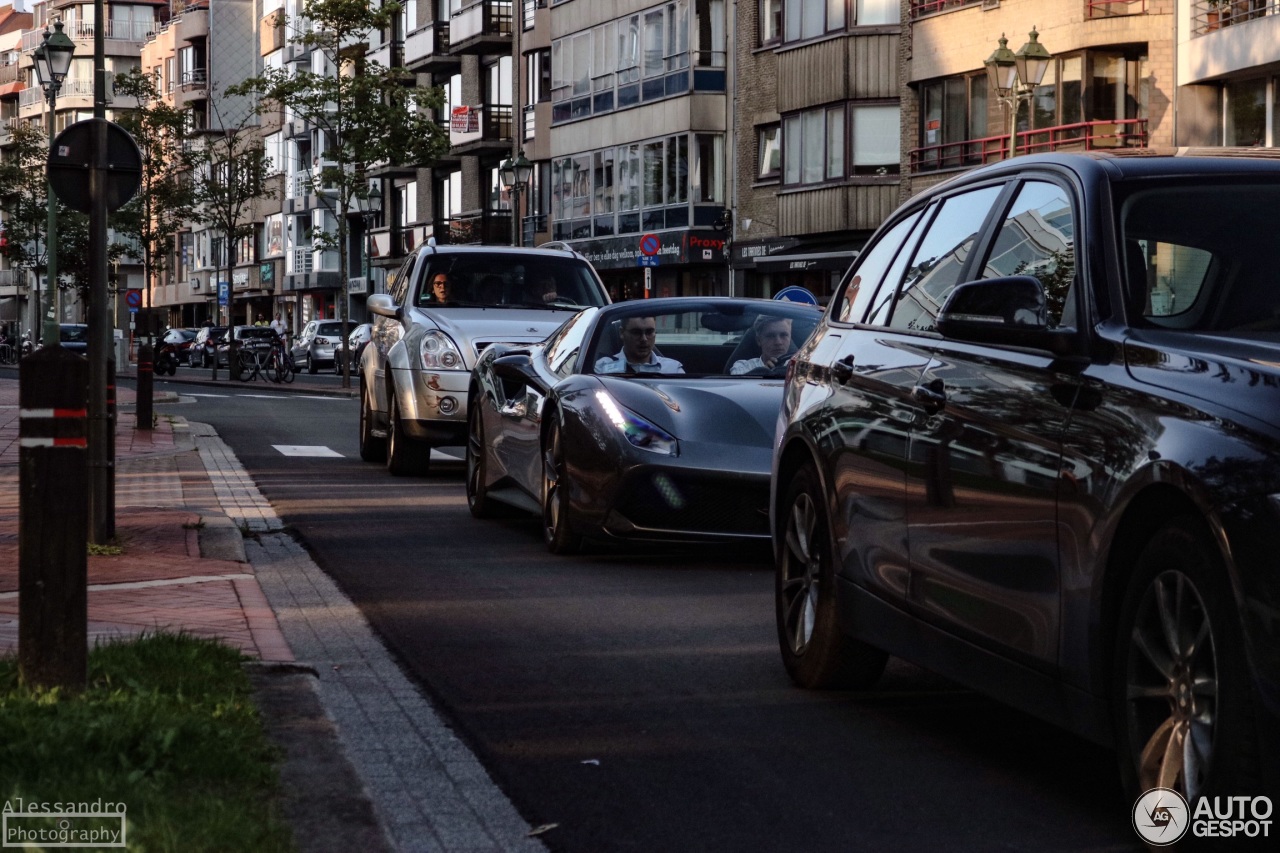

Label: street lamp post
[984,28,1052,160]
[357,181,383,290]
[499,152,534,247]
[32,21,75,345]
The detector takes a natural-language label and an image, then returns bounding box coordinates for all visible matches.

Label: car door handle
[830,355,855,384]
[912,380,947,413]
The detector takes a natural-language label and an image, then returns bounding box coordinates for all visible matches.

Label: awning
[751,240,862,274]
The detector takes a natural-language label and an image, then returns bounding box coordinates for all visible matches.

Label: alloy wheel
[779,490,821,655]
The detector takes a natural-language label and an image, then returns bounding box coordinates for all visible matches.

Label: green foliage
[0,633,293,853]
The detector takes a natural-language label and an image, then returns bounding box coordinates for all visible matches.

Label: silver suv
[357,243,610,475]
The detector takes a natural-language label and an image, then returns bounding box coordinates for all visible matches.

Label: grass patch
[86,543,124,557]
[0,633,294,852]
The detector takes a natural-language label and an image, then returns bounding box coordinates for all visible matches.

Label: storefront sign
[568,229,726,270]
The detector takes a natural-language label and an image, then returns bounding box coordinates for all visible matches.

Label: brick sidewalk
[0,380,293,661]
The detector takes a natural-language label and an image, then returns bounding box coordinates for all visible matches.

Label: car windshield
[60,326,87,343]
[415,254,607,310]
[1120,179,1280,337]
[239,327,278,341]
[587,303,820,377]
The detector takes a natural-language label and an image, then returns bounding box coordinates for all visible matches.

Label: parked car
[292,319,346,374]
[190,326,228,368]
[468,298,821,553]
[348,322,372,368]
[357,242,610,475]
[772,151,1280,811]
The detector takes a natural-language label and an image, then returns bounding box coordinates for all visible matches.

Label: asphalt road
[150,380,1139,852]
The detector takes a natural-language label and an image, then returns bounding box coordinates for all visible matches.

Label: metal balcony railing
[909,118,1148,173]
[169,68,208,93]
[1192,0,1274,36]
[19,78,94,108]
[291,248,314,275]
[22,19,156,51]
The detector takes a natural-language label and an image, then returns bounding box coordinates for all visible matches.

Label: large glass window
[888,186,1003,333]
[1226,77,1267,147]
[785,0,844,42]
[783,106,844,186]
[758,125,781,180]
[851,105,899,174]
[759,0,782,44]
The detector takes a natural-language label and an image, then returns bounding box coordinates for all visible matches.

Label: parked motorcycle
[155,342,180,376]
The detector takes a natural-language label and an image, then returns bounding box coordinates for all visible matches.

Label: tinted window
[833,210,923,325]
[414,254,607,310]
[316,322,344,336]
[888,185,1003,333]
[545,309,597,378]
[979,181,1076,327]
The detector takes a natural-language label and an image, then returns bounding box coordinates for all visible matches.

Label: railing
[290,173,312,198]
[910,0,980,19]
[22,19,156,51]
[440,210,513,245]
[19,78,94,108]
[522,213,547,246]
[523,104,536,140]
[1192,0,1274,36]
[170,68,208,93]
[909,118,1148,173]
[552,50,727,125]
[405,22,451,65]
[449,104,513,146]
[0,62,20,85]
[1085,0,1147,18]
[291,248,314,275]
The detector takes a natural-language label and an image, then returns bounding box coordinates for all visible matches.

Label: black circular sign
[47,118,143,214]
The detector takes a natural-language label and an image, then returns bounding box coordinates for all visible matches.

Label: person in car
[731,315,793,375]
[534,274,560,303]
[595,316,684,374]
[430,273,454,303]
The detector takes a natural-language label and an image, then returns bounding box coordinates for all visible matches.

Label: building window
[759,0,782,44]
[918,74,987,165]
[784,0,844,42]
[527,49,551,103]
[758,124,781,179]
[783,106,844,185]
[855,0,898,25]
[1225,77,1266,147]
[851,104,900,174]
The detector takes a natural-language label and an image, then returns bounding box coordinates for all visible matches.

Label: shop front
[730,236,863,305]
[565,229,728,302]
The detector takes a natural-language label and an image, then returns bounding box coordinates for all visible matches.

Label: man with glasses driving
[595,316,684,374]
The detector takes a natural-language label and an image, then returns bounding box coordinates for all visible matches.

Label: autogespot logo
[1134,787,1190,846]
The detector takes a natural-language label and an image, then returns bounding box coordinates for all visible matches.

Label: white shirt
[270,319,287,338]
[594,351,685,375]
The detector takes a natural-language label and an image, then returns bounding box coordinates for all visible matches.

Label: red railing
[909,118,1148,173]
[1085,0,1147,18]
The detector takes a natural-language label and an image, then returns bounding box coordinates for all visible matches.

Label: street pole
[88,0,113,543]
[43,91,58,343]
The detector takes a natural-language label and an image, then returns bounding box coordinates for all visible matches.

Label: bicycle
[268,341,295,384]
[237,346,271,382]
[0,341,15,365]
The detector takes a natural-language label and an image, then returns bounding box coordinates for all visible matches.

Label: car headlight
[420,330,466,370]
[595,391,677,455]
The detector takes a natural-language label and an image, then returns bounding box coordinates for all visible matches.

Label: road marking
[273,445,344,457]
[186,393,231,398]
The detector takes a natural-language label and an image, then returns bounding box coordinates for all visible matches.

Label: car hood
[596,376,783,447]
[1125,331,1280,427]
[410,306,573,363]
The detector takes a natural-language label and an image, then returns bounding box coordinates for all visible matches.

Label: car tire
[385,388,430,476]
[541,419,583,554]
[307,354,317,374]
[776,465,887,690]
[1112,518,1259,806]
[358,384,386,464]
[466,401,508,519]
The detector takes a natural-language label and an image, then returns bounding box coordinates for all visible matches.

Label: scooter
[155,342,180,376]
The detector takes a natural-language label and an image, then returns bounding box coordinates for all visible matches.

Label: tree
[113,68,199,338]
[0,121,101,335]
[229,0,449,387]
[188,87,279,343]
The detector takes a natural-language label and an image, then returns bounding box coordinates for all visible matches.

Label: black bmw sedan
[772,152,1280,814]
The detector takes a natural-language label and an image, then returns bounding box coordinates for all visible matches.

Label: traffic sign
[48,119,143,214]
[774,285,819,305]
[128,307,138,314]
[217,281,229,306]
[124,289,142,309]
[636,255,660,267]
[639,233,661,257]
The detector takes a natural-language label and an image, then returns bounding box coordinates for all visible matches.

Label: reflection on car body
[467,297,821,553]
[772,152,1280,814]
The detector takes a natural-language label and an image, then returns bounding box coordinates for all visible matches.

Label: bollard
[18,347,89,690]
[228,339,242,381]
[136,342,153,431]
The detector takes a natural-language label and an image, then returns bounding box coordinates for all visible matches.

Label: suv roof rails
[538,241,577,254]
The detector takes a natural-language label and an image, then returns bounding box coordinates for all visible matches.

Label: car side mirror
[493,353,538,385]
[367,293,401,319]
[936,276,1055,350]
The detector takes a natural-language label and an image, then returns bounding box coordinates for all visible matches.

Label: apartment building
[1177,0,1280,146]
[732,0,902,301]
[0,3,31,338]
[902,0,1174,197]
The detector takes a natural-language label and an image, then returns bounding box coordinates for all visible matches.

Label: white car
[291,319,346,373]
[357,242,610,475]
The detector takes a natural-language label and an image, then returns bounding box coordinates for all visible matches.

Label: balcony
[21,19,155,52]
[405,22,459,73]
[366,40,404,70]
[1085,0,1147,18]
[1192,0,1272,36]
[449,1,513,55]
[170,68,208,94]
[439,210,513,245]
[909,119,1148,173]
[448,104,512,154]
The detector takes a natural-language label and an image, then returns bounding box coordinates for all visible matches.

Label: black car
[57,323,88,355]
[468,297,821,553]
[772,152,1280,811]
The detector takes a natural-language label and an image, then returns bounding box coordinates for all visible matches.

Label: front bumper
[391,365,470,446]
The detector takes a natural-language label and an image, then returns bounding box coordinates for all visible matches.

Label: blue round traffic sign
[639,233,661,257]
[125,289,142,308]
[773,285,818,305]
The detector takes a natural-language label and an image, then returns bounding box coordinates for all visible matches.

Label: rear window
[60,325,87,343]
[414,253,607,310]
[316,322,343,336]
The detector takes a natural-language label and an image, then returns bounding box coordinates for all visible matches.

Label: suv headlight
[420,330,466,370]
[595,391,677,455]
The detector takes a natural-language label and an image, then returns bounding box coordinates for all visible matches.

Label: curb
[121,371,359,399]
[198,514,249,563]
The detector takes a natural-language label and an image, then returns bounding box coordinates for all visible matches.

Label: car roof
[415,242,590,261]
